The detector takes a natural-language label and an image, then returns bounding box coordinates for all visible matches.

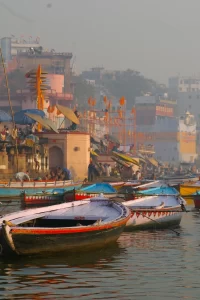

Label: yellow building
[37,131,90,181]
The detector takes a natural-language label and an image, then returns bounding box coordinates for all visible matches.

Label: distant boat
[0,197,131,256]
[180,180,200,197]
[0,180,82,199]
[137,186,179,196]
[23,183,118,206]
[22,188,67,206]
[123,194,186,230]
[63,183,117,202]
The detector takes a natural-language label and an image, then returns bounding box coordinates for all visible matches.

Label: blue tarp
[139,186,178,195]
[14,109,45,125]
[80,183,117,193]
[0,110,12,122]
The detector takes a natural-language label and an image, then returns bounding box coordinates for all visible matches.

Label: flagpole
[0,48,19,172]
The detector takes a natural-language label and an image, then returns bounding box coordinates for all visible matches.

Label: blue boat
[0,180,83,199]
[138,186,179,196]
[80,183,117,193]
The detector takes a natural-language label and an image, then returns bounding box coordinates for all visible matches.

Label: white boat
[123,195,186,230]
[0,197,131,256]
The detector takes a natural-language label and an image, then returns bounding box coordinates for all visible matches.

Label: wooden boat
[123,194,186,230]
[117,180,165,195]
[0,180,83,199]
[0,197,131,256]
[163,175,198,186]
[22,188,66,206]
[137,186,179,196]
[63,183,117,202]
[180,180,200,197]
[23,183,118,206]
[110,180,160,191]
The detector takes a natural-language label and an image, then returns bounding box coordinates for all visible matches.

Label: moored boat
[0,180,83,199]
[63,183,117,202]
[23,183,118,206]
[22,188,66,206]
[137,186,179,196]
[123,194,186,230]
[180,181,200,197]
[0,197,131,256]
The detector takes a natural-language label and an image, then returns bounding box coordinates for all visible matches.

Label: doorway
[49,146,64,168]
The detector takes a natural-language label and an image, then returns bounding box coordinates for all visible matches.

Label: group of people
[42,167,72,181]
[88,161,117,182]
[0,124,36,143]
[14,166,72,182]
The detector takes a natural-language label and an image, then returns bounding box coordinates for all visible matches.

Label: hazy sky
[0,0,200,83]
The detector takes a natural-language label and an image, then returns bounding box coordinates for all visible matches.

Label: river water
[0,203,200,299]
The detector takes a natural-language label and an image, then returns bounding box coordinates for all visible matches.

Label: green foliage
[73,75,95,109]
[102,69,166,109]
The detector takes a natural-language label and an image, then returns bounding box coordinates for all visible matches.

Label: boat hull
[2,221,127,256]
[23,194,64,206]
[125,209,182,230]
[63,190,117,202]
[180,185,200,196]
[0,181,81,199]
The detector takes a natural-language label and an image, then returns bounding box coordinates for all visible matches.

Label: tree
[0,69,27,94]
[73,75,95,109]
[102,69,166,109]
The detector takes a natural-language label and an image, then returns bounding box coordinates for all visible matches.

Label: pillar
[64,58,71,93]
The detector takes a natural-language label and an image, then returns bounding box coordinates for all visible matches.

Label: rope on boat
[137,211,181,236]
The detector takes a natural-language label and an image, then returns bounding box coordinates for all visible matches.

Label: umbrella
[56,104,80,125]
[44,118,59,133]
[14,109,45,125]
[25,113,51,130]
[0,110,12,122]
[25,114,59,134]
[104,134,120,144]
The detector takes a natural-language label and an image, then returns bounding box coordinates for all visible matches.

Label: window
[189,95,192,99]
[179,87,182,91]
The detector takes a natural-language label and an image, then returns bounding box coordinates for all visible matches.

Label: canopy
[148,157,159,167]
[44,118,59,133]
[25,114,59,134]
[111,156,132,168]
[0,110,12,122]
[56,104,80,125]
[112,151,139,166]
[25,114,51,130]
[14,109,45,125]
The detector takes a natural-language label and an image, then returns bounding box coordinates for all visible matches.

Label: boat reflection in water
[0,243,127,299]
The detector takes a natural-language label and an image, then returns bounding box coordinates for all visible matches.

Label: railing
[0,180,73,188]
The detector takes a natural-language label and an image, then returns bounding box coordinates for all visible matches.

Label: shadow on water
[0,242,126,270]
